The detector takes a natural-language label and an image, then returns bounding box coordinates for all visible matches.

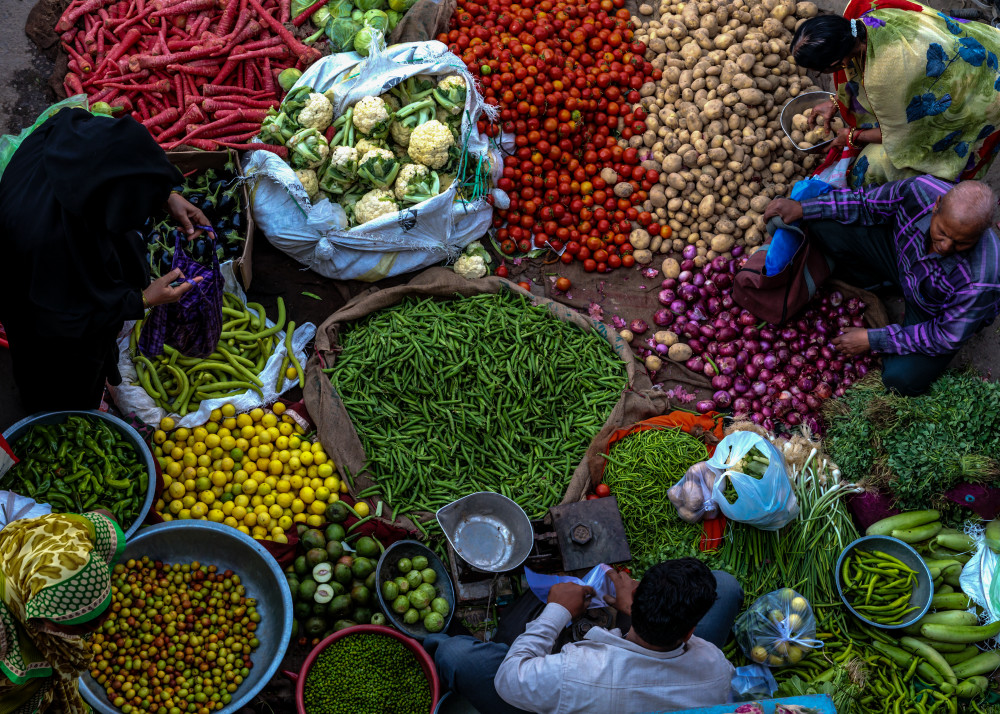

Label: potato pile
[790,106,846,149]
[632,0,824,261]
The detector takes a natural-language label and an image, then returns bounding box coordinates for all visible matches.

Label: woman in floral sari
[792,0,1000,188]
[0,511,124,714]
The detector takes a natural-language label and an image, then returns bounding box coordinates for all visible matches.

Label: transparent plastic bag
[708,432,799,530]
[734,588,823,667]
[668,461,719,523]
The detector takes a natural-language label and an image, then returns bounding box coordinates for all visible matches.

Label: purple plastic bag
[138,235,223,359]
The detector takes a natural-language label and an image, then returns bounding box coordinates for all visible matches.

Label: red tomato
[586,494,600,500]
[621,254,635,268]
[583,258,597,272]
[595,483,611,498]
[555,277,571,291]
[496,265,509,278]
[500,239,516,255]
[517,281,532,290]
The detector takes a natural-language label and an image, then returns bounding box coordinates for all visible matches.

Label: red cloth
[602,411,728,552]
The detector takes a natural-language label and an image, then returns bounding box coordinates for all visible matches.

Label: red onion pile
[633,247,874,432]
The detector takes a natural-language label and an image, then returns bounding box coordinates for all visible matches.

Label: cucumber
[921,620,1000,644]
[934,533,975,552]
[922,558,963,570]
[914,637,968,653]
[951,651,1000,678]
[943,647,980,665]
[943,565,963,589]
[932,593,973,610]
[902,610,979,636]
[900,636,958,685]
[892,522,942,543]
[985,519,1000,554]
[955,676,990,699]
[936,584,956,595]
[866,510,940,537]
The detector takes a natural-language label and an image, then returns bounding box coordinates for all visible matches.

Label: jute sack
[303,266,657,532]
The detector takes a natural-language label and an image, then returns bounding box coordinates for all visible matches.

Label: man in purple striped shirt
[764,176,1000,396]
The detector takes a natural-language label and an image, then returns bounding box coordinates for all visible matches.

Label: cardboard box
[165,149,255,288]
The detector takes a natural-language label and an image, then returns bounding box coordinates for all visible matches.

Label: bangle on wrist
[142,292,150,309]
[846,128,859,149]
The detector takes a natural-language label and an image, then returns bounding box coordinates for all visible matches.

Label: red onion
[733,376,750,394]
[733,397,751,413]
[797,376,815,392]
[712,375,732,390]
[682,245,698,261]
[677,270,693,284]
[653,309,674,327]
[680,259,695,272]
[696,399,716,413]
[785,412,802,426]
[738,312,757,326]
[687,337,705,353]
[815,382,833,399]
[758,368,773,382]
[720,294,735,309]
[661,278,677,289]
[718,342,738,357]
[655,343,669,356]
[735,351,749,368]
[731,245,745,258]
[829,291,843,307]
[717,357,736,375]
[745,363,759,380]
[713,390,732,408]
[751,381,767,396]
[630,319,649,334]
[670,300,686,315]
[658,289,676,306]
[686,356,705,372]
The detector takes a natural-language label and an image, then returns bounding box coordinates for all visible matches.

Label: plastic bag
[109,263,315,427]
[0,95,91,182]
[524,564,615,611]
[764,178,834,276]
[668,461,719,523]
[959,521,1000,627]
[734,588,823,667]
[0,490,51,530]
[708,432,799,531]
[138,235,224,359]
[243,41,506,281]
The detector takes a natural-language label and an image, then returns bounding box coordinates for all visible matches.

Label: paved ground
[1,0,998,435]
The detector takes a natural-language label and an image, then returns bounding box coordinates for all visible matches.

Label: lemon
[291,499,305,514]
[240,425,255,440]
[250,407,265,422]
[232,446,245,460]
[313,451,328,465]
[220,457,235,472]
[208,509,225,523]
[181,494,197,509]
[340,481,348,493]
[198,491,216,506]
[268,504,283,520]
[257,483,272,497]
[258,430,272,446]
[232,505,248,521]
[210,471,226,488]
[252,525,268,539]
[169,500,184,515]
[354,502,370,518]
[317,463,334,478]
[205,422,219,435]
[285,366,298,380]
[257,458,270,472]
[267,426,281,441]
[196,454,211,468]
[275,450,290,464]
[268,460,283,476]
[256,512,272,528]
[277,515,293,531]
[309,501,327,516]
[299,486,315,504]
[178,509,192,520]
[205,433,221,449]
[273,402,286,415]
[293,513,308,524]
[280,423,296,437]
[315,487,331,502]
[191,502,209,519]
[309,478,323,491]
[242,479,258,495]
[161,513,174,522]
[160,416,176,431]
[234,494,249,507]
[224,516,239,528]
[329,493,339,503]
[221,501,235,516]
[237,525,250,535]
[251,495,263,508]
[262,494,276,508]
[236,413,253,428]
[273,533,289,544]
[324,476,340,491]
[288,457,302,472]
[221,403,236,417]
[153,429,167,445]
[176,448,190,464]
[192,441,207,457]
[247,446,259,461]
[299,451,314,467]
[262,413,277,429]
[163,439,176,453]
[305,514,324,528]
[243,512,258,527]
[191,426,206,442]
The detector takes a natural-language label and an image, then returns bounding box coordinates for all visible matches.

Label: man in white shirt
[425,558,740,713]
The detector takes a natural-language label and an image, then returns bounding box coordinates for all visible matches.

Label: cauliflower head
[433,75,467,116]
[357,147,401,188]
[320,146,359,195]
[355,138,385,156]
[381,93,401,113]
[353,188,399,224]
[453,254,487,279]
[389,119,414,147]
[408,120,455,170]
[295,169,320,199]
[298,93,334,131]
[394,163,430,201]
[352,96,392,138]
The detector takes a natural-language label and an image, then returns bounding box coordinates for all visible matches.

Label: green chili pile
[302,632,432,714]
[326,292,628,537]
[601,426,710,565]
[841,549,920,625]
[4,415,149,526]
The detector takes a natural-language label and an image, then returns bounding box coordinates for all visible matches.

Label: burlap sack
[389,0,456,45]
[303,266,671,532]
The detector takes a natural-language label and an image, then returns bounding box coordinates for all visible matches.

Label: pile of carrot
[56,0,324,153]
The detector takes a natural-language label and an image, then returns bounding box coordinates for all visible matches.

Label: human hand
[832,327,870,356]
[548,583,595,619]
[166,192,211,238]
[603,569,639,616]
[809,99,837,129]
[762,198,804,225]
[829,127,850,153]
[144,268,202,307]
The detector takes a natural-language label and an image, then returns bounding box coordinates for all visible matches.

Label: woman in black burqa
[0,108,209,410]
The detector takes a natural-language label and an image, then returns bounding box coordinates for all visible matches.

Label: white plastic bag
[109,263,315,428]
[708,432,799,531]
[243,42,505,282]
[668,461,718,524]
[959,522,1000,629]
[0,491,51,531]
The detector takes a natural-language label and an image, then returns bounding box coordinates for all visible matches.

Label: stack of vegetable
[131,295,302,416]
[142,165,246,277]
[292,0,415,56]
[260,76,484,226]
[56,0,323,150]
[381,553,452,635]
[4,415,150,529]
[627,0,824,256]
[286,527,387,641]
[324,292,629,541]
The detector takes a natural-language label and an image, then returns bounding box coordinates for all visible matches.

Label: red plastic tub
[286,624,441,714]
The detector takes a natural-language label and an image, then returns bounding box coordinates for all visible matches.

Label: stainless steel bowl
[1,411,156,539]
[79,521,294,714]
[375,540,455,641]
[780,91,837,153]
[835,535,934,629]
[436,492,533,573]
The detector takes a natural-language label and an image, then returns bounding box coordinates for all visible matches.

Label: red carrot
[228,45,288,62]
[151,0,215,16]
[156,103,206,140]
[278,0,290,23]
[215,141,287,158]
[136,97,152,120]
[62,43,94,73]
[130,42,224,71]
[111,95,134,113]
[261,56,275,96]
[246,0,320,65]
[166,62,220,76]
[64,72,85,95]
[290,0,325,26]
[173,73,185,106]
[224,20,262,50]
[143,106,180,128]
[201,83,265,96]
[210,128,261,141]
[58,0,114,31]
[169,137,220,150]
[217,0,241,34]
[202,96,278,111]
[93,70,149,86]
[209,58,240,85]
[102,79,172,93]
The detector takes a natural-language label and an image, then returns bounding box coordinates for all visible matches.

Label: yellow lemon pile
[151,402,344,543]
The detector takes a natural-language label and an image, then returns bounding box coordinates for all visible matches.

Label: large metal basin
[79,521,294,714]
[1,410,156,539]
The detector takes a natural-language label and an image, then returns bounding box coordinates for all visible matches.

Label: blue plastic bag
[708,432,799,531]
[764,178,834,276]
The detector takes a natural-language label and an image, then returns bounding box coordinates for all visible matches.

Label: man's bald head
[930,181,997,256]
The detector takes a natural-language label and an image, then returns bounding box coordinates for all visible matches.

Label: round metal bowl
[835,535,934,629]
[436,492,533,573]
[79,521,294,714]
[780,91,837,153]
[289,625,440,714]
[376,540,455,641]
[1,410,156,539]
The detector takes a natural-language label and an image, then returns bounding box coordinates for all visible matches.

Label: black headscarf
[0,108,181,340]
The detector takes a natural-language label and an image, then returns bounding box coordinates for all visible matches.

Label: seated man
[425,558,741,713]
[764,177,1000,396]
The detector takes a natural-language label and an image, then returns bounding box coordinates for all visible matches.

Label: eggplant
[191,236,211,261]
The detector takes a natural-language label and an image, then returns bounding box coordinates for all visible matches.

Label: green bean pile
[601,427,710,564]
[326,293,628,537]
[5,415,148,526]
[302,633,432,714]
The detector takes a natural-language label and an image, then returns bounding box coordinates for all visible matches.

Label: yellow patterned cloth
[0,512,124,714]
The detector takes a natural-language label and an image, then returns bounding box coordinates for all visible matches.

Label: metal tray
[1,410,157,539]
[436,492,533,573]
[78,521,294,714]
[375,540,455,641]
[780,91,837,153]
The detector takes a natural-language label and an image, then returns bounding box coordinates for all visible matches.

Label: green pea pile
[302,633,433,714]
[89,557,261,714]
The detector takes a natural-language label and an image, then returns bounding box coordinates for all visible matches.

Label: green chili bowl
[835,535,934,629]
[1,410,157,539]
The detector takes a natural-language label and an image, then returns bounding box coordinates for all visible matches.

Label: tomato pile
[439,0,661,272]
